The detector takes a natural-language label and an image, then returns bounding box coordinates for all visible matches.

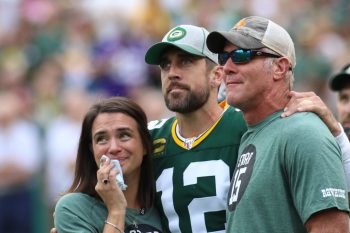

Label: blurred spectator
[45,88,93,208]
[0,91,41,233]
[20,0,64,68]
[128,0,171,41]
[30,57,63,128]
[60,7,95,89]
[86,26,151,97]
[131,86,173,121]
[0,44,32,114]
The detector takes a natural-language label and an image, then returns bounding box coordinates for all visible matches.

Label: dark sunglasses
[218,49,281,66]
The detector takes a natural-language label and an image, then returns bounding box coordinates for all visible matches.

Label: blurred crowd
[0,0,349,232]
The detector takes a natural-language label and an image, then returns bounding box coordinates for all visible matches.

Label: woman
[54,97,163,233]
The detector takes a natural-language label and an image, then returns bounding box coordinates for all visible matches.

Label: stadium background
[0,0,349,231]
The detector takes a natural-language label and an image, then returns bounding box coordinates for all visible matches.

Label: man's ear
[209,65,224,88]
[273,57,290,81]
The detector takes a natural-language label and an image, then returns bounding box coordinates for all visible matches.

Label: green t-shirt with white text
[226,111,349,233]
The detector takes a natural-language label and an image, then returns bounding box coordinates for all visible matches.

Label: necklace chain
[125,208,145,228]
[177,109,226,149]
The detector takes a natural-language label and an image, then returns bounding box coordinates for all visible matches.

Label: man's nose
[223,58,239,75]
[167,64,181,80]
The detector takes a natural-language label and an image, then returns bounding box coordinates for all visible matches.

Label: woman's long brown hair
[65,97,155,208]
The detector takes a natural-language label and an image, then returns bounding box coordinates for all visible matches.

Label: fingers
[282,91,323,118]
[109,169,118,180]
[96,159,118,189]
[282,99,314,118]
[282,91,341,136]
[96,170,117,198]
[288,91,316,98]
[100,170,118,185]
[97,159,115,181]
[100,155,110,167]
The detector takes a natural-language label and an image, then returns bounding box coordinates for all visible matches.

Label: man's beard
[165,87,210,113]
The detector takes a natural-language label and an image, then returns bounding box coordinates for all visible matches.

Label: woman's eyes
[120,132,131,141]
[96,136,108,144]
[95,133,131,144]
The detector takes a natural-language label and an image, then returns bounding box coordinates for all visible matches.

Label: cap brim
[145,42,205,65]
[207,31,228,53]
[207,31,265,53]
[330,73,350,91]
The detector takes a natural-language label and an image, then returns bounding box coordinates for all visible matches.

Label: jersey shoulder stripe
[149,106,247,157]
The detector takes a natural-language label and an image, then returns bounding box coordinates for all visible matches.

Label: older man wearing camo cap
[207,16,349,233]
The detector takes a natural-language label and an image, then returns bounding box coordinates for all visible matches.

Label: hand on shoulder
[282,91,341,136]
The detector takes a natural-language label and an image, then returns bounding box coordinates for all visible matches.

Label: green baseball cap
[145,25,218,65]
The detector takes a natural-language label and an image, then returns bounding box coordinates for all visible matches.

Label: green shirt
[226,111,349,233]
[148,105,247,233]
[55,193,163,233]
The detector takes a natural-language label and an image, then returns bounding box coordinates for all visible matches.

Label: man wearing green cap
[207,15,349,232]
[145,24,247,233]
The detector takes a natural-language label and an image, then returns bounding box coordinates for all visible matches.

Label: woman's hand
[95,157,127,215]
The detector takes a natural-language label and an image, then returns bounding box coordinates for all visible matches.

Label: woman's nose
[107,138,122,153]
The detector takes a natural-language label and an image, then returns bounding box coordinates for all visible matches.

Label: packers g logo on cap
[167,27,186,42]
